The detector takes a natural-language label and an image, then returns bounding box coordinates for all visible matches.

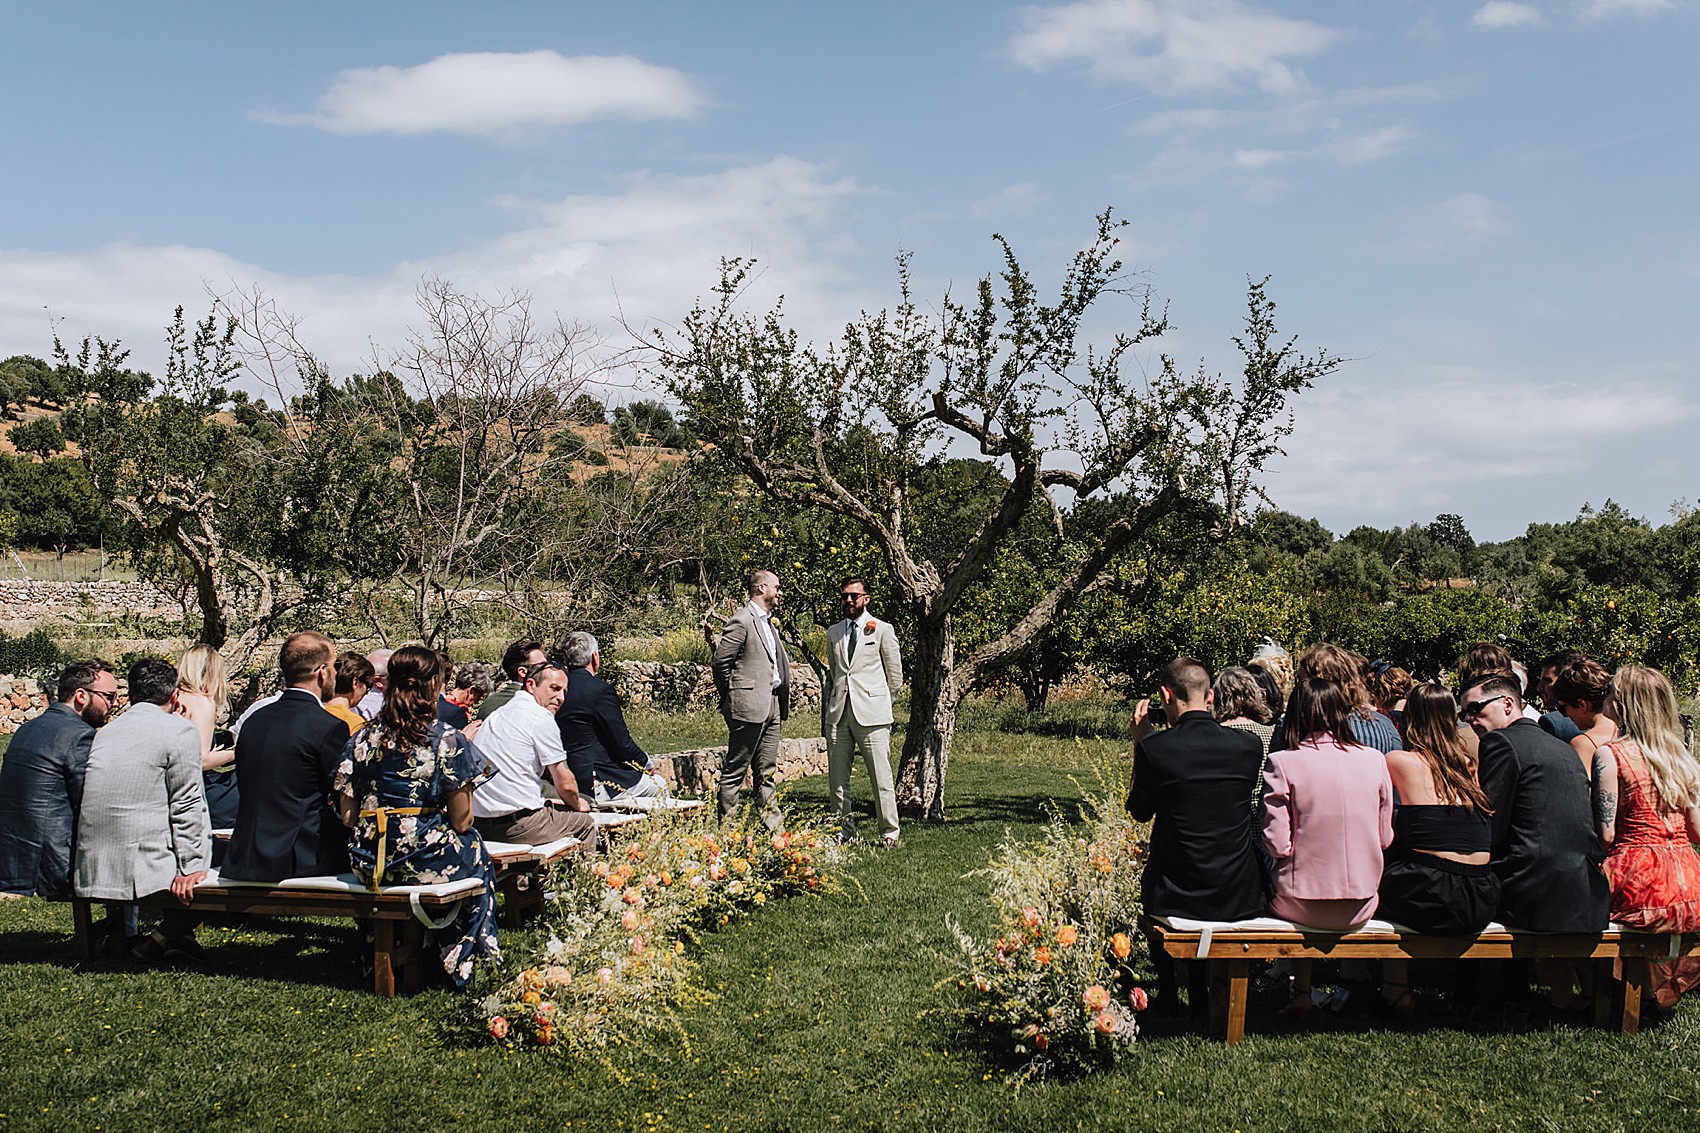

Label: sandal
[1381,980,1415,1021]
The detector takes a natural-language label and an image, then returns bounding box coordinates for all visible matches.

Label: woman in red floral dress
[1593,665,1700,1007]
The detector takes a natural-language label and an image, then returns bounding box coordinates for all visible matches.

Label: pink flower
[689,874,704,890]
[622,887,645,908]
[1083,985,1111,1011]
[1021,907,1042,929]
[621,909,640,931]
[591,861,609,877]
[630,936,646,955]
[1095,1011,1117,1034]
[488,1015,509,1039]
[1129,986,1149,1012]
[595,967,614,986]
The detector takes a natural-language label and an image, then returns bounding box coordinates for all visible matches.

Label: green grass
[3,727,1699,1131]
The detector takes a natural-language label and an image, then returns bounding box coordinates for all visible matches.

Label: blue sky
[1,1,1695,541]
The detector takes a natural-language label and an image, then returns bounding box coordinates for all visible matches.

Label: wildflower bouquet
[477,805,849,1054]
[948,759,1149,1079]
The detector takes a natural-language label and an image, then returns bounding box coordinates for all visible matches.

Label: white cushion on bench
[484,836,581,859]
[593,811,648,828]
[598,796,706,813]
[201,868,484,899]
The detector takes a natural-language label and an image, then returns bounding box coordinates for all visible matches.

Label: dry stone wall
[651,736,828,793]
[605,659,822,713]
[0,675,133,734]
[0,580,187,624]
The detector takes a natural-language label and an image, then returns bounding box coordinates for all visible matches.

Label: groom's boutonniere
[862,620,876,635]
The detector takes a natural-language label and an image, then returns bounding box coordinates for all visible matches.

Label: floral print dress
[334,719,500,986]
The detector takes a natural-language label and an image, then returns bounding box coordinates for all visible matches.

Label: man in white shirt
[470,661,594,851]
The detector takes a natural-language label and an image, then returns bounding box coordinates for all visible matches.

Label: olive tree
[653,213,1340,819]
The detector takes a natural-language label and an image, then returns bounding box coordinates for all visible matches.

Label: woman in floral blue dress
[334,645,500,986]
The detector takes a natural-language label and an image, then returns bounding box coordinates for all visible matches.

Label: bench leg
[1222,960,1250,1045]
[71,897,96,962]
[373,919,398,998]
[1593,959,1614,1029]
[1621,958,1646,1036]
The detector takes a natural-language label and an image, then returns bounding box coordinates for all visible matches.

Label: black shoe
[162,934,210,968]
[130,932,169,966]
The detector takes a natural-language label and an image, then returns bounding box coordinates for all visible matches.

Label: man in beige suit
[711,569,790,830]
[826,576,903,848]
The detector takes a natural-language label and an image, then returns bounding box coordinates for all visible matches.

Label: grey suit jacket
[826,615,902,727]
[74,702,209,901]
[0,702,97,897]
[711,603,791,724]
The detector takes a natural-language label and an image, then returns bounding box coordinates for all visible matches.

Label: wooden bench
[1141,914,1699,1044]
[73,872,486,997]
[485,835,581,928]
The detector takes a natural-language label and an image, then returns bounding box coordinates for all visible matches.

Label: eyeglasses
[1459,694,1507,721]
[86,687,116,706]
[840,592,866,600]
[527,660,566,679]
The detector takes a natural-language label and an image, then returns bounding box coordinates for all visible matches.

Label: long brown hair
[378,645,444,747]
[1297,643,1374,715]
[1401,683,1492,811]
[1284,678,1357,747]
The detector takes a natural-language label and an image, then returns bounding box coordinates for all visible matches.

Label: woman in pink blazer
[1263,677,1395,1014]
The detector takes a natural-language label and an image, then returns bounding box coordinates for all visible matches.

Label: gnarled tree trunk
[895,610,959,820]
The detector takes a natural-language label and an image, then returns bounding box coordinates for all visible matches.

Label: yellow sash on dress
[358,807,428,892]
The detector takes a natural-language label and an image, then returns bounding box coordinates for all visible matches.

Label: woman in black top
[1378,683,1500,1013]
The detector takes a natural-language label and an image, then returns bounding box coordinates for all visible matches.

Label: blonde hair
[1248,652,1294,697]
[1610,665,1700,810]
[176,643,230,717]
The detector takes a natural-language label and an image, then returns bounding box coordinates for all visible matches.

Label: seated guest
[0,660,118,899]
[1128,657,1268,1012]
[333,645,500,986]
[325,652,373,736]
[557,632,667,804]
[1262,678,1394,1014]
[1248,664,1286,751]
[354,648,391,721]
[1592,665,1700,1007]
[1534,649,1586,742]
[1466,669,1609,934]
[1368,661,1413,731]
[175,644,239,833]
[1378,683,1500,1014]
[1295,644,1401,753]
[439,660,497,732]
[1213,666,1275,757]
[1554,655,1617,768]
[223,632,352,882]
[74,658,210,964]
[473,639,548,723]
[471,659,596,851]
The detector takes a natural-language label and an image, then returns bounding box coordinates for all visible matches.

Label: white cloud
[1471,2,1546,29]
[1579,0,1677,17]
[0,158,867,383]
[969,182,1044,219]
[1407,192,1510,251]
[1010,0,1338,95]
[254,51,702,136]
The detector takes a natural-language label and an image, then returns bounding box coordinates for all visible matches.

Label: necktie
[847,619,858,659]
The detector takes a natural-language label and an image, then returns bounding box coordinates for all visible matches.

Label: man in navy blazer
[555,632,664,803]
[0,660,119,898]
[224,631,351,882]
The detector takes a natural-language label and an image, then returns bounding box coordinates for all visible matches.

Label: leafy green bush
[0,628,66,678]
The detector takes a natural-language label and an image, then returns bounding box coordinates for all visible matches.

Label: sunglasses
[840,592,866,600]
[1458,694,1507,721]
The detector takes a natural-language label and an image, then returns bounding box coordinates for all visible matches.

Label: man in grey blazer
[825,576,904,848]
[74,657,210,964]
[711,569,790,830]
[0,660,118,899]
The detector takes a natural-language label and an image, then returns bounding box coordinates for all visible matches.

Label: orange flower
[1034,946,1053,966]
[1083,985,1110,1011]
[1094,1011,1117,1035]
[1056,925,1078,947]
[1109,932,1132,960]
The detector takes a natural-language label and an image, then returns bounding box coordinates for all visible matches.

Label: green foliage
[7,416,65,461]
[0,627,68,677]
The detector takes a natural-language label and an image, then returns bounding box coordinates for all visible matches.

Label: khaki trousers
[826,712,898,841]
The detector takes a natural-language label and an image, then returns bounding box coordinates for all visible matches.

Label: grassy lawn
[2,721,1699,1130]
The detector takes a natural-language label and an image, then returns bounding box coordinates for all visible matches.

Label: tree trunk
[895,612,959,821]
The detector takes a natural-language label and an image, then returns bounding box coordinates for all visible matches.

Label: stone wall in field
[0,580,186,624]
[605,659,822,713]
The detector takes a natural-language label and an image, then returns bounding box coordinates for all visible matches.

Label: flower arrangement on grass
[477,805,850,1056]
[948,760,1149,1080]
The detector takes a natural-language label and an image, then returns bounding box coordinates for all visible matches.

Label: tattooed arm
[1592,747,1618,847]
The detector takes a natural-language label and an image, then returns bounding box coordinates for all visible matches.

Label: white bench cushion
[201,868,484,899]
[483,836,581,859]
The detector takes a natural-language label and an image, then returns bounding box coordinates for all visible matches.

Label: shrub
[0,628,66,678]
[947,758,1149,1081]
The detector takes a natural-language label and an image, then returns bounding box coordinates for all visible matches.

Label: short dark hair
[1458,642,1518,690]
[499,639,545,682]
[334,652,376,697]
[57,659,113,704]
[279,631,335,686]
[1552,657,1611,710]
[1460,671,1523,708]
[1283,677,1356,746]
[451,661,498,698]
[841,575,869,593]
[1539,648,1587,676]
[127,658,179,706]
[1162,657,1212,702]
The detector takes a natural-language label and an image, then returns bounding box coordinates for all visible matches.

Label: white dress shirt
[470,688,567,818]
[754,606,781,689]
